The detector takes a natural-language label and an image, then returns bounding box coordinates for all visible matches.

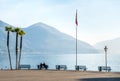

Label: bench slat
[19,65,31,69]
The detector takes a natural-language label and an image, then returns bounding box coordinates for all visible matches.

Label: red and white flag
[75,10,78,26]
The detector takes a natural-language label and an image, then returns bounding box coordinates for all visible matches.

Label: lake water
[0,53,120,72]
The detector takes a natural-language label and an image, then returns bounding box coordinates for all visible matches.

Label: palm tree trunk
[16,33,19,70]
[18,36,22,69]
[7,47,12,70]
[7,32,12,70]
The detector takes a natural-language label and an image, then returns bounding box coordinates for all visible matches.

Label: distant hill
[0,20,98,54]
[94,38,120,54]
[0,20,15,52]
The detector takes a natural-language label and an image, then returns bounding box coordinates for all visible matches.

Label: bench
[75,65,87,71]
[98,66,111,72]
[56,65,67,70]
[19,65,31,69]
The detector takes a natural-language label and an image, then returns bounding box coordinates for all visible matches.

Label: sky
[0,0,120,45]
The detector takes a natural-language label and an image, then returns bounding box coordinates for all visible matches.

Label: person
[37,65,40,69]
[42,62,45,67]
[40,63,43,69]
[43,62,48,69]
[99,66,102,72]
[58,65,60,70]
[45,64,48,69]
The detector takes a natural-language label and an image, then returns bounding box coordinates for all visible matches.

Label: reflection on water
[0,53,120,72]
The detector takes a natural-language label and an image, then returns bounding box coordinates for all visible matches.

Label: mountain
[0,20,16,52]
[94,38,120,54]
[0,20,98,54]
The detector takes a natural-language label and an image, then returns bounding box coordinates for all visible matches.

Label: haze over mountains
[0,20,98,54]
[94,38,120,54]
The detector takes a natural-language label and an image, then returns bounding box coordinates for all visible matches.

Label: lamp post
[104,46,108,72]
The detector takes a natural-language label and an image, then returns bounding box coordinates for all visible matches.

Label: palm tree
[18,29,26,69]
[5,26,13,70]
[13,27,21,70]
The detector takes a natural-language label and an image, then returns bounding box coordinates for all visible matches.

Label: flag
[75,10,78,26]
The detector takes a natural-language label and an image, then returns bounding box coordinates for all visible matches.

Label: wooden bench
[75,65,87,71]
[98,66,111,72]
[56,65,67,70]
[19,65,31,69]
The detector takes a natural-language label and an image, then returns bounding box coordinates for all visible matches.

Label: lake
[0,53,120,72]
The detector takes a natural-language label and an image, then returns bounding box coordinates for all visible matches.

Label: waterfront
[0,53,120,72]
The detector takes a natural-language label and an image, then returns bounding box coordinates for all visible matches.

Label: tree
[13,27,21,70]
[5,26,13,70]
[18,29,26,69]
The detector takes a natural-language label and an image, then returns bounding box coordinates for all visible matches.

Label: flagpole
[75,10,78,70]
[76,25,78,67]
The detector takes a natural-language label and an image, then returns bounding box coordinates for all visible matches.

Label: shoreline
[0,70,120,81]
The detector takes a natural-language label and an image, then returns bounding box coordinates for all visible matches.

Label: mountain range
[94,38,120,54]
[0,20,98,54]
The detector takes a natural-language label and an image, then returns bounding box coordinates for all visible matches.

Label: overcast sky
[0,0,120,45]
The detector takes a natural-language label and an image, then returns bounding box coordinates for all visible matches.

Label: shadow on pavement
[77,77,120,81]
